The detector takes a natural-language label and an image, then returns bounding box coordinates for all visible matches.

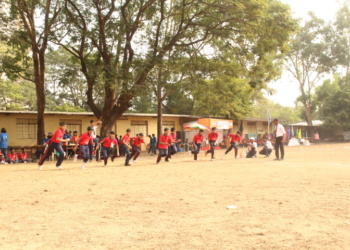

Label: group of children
[0,128,33,164]
[1,118,285,170]
[0,147,33,164]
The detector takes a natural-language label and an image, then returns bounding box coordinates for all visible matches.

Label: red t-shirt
[19,152,28,160]
[208,132,218,142]
[122,134,130,144]
[51,128,65,143]
[102,137,118,148]
[193,134,204,144]
[169,133,177,143]
[132,137,144,147]
[158,134,170,149]
[8,153,17,161]
[79,132,93,145]
[228,134,241,143]
[71,136,78,143]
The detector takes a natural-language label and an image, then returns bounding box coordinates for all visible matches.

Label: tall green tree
[2,0,61,144]
[0,79,37,110]
[285,13,335,126]
[59,0,297,137]
[317,75,350,129]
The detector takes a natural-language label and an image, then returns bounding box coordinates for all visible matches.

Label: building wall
[0,113,182,147]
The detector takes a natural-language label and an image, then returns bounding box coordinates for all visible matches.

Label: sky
[268,0,343,107]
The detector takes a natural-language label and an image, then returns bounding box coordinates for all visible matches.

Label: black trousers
[275,136,284,159]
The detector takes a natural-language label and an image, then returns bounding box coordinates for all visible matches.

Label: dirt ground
[0,143,349,250]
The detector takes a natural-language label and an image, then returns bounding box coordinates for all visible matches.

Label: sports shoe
[133,160,138,163]
[80,166,88,169]
[235,156,239,159]
[125,164,131,166]
[273,158,280,161]
[56,166,64,170]
[211,158,215,161]
[165,159,169,162]
[38,165,42,170]
[205,151,208,157]
[280,158,284,161]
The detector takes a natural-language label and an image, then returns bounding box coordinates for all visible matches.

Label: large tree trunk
[303,101,313,126]
[157,96,163,143]
[99,110,121,138]
[33,49,46,145]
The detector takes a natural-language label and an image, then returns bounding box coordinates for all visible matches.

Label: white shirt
[275,123,285,137]
[265,140,273,149]
[92,125,98,139]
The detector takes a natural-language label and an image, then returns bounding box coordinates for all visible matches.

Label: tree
[0,79,37,110]
[59,0,297,137]
[2,0,61,144]
[285,13,335,126]
[333,4,350,75]
[317,75,350,129]
[45,48,93,111]
[248,98,302,124]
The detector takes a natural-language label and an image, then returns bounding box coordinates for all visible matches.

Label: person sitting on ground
[7,148,18,164]
[19,148,33,163]
[246,139,257,158]
[0,151,7,164]
[259,139,273,157]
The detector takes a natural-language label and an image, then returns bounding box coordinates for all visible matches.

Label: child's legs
[55,143,66,167]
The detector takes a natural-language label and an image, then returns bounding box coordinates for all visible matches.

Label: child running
[74,126,94,169]
[99,131,119,166]
[130,133,146,163]
[156,128,171,164]
[205,127,218,160]
[191,129,205,161]
[38,122,70,170]
[121,129,132,166]
[223,130,241,159]
[168,128,181,159]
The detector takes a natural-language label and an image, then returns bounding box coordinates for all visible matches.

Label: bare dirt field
[1,143,349,250]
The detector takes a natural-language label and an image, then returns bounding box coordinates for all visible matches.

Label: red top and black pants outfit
[192,134,204,160]
[157,134,171,163]
[130,137,144,161]
[38,128,66,168]
[122,134,132,166]
[206,132,218,159]
[79,132,93,163]
[101,136,118,165]
[225,134,241,157]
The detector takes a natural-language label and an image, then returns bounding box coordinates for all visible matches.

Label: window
[131,120,148,136]
[162,121,175,132]
[59,119,82,135]
[16,118,37,139]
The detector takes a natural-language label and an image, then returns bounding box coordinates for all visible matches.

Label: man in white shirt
[89,119,102,161]
[259,139,273,157]
[273,118,285,160]
[246,138,257,158]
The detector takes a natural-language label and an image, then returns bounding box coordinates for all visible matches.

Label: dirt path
[0,143,349,249]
